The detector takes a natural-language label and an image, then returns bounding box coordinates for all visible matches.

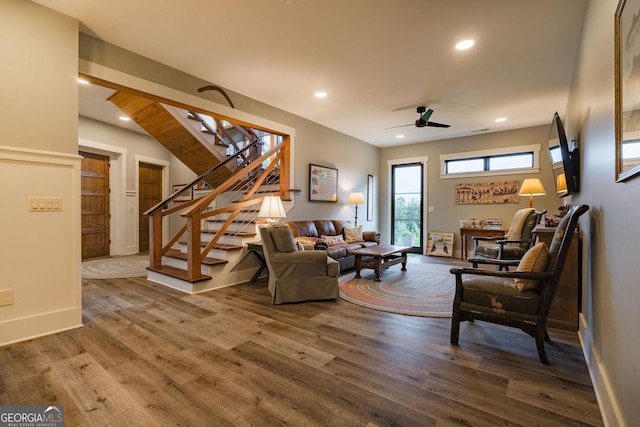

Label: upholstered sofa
[283,219,380,272]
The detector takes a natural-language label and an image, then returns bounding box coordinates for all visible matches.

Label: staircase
[149,183,289,293]
[108,86,293,293]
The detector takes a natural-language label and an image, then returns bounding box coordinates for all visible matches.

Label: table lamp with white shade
[258,195,286,222]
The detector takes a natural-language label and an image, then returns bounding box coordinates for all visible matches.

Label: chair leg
[450,316,460,345]
[535,328,550,365]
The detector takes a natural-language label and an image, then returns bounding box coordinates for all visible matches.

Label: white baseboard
[579,313,626,427]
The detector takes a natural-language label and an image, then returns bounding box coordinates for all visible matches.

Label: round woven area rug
[81,255,149,279]
[339,263,455,317]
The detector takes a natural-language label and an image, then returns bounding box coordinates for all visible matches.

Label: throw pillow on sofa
[344,226,364,243]
[321,234,346,246]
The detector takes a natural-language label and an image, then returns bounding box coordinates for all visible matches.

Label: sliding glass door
[391,162,423,253]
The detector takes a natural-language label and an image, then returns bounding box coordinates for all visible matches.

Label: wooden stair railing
[145,136,291,282]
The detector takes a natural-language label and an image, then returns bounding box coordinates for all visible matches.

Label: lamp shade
[347,192,365,204]
[556,173,567,193]
[518,178,546,208]
[518,178,546,196]
[258,195,286,221]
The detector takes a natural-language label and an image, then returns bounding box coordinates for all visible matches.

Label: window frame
[439,144,541,179]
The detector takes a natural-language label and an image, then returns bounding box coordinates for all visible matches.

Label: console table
[459,227,505,259]
[534,226,581,331]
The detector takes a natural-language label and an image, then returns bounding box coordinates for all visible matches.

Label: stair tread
[165,249,228,266]
[146,265,211,283]
[178,241,243,250]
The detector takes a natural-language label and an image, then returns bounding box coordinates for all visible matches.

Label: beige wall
[566,0,638,425]
[379,125,560,256]
[0,0,82,345]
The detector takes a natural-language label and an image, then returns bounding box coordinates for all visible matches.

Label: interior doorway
[391,162,424,254]
[80,151,110,259]
[138,162,163,252]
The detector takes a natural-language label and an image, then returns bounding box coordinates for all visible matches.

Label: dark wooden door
[80,151,110,259]
[139,162,163,252]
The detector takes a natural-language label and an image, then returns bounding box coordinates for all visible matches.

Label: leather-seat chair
[449,204,589,364]
[467,208,546,270]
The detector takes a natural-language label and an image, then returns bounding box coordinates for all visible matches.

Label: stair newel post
[186,209,203,281]
[280,138,291,201]
[149,210,163,270]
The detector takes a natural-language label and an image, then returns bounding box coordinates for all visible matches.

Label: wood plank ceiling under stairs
[108,91,233,188]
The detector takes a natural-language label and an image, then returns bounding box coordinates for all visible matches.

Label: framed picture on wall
[615,0,640,182]
[309,164,338,202]
[172,184,192,202]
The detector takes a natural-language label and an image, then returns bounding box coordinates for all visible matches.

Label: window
[440,144,541,179]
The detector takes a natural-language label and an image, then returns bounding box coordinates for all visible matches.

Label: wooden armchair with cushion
[449,204,589,364]
[259,223,340,304]
[467,208,546,270]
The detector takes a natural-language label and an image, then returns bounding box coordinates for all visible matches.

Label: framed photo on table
[309,164,338,202]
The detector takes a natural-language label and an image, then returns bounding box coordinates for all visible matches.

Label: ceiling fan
[387,106,451,129]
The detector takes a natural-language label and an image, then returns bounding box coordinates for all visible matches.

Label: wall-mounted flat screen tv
[547,112,579,197]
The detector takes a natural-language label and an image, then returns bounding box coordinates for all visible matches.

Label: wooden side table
[534,226,581,331]
[459,228,505,259]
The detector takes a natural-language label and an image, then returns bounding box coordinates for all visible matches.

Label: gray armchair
[450,204,589,364]
[259,223,340,304]
[467,208,546,270]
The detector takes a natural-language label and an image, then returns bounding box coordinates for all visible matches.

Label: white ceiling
[35,0,587,147]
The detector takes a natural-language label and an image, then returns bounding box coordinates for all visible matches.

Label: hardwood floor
[0,256,602,426]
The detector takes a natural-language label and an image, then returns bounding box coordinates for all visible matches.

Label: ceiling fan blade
[385,123,413,129]
[420,108,434,122]
[426,121,450,128]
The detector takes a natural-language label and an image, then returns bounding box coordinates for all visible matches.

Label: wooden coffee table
[350,244,412,282]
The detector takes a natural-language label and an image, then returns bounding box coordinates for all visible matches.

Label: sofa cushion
[326,246,348,259]
[344,226,364,243]
[360,241,378,248]
[332,220,353,235]
[314,220,337,236]
[285,221,318,238]
[512,242,549,291]
[269,223,298,253]
[294,236,319,246]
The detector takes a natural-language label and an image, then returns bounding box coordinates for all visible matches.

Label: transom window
[440,144,541,179]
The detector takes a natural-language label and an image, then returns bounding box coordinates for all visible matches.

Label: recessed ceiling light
[314,91,327,98]
[495,117,507,122]
[77,78,89,85]
[396,134,405,139]
[119,116,131,121]
[455,39,475,50]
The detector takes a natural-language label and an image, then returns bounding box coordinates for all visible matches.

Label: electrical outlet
[0,289,14,306]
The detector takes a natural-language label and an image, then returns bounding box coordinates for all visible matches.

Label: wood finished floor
[0,255,603,426]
